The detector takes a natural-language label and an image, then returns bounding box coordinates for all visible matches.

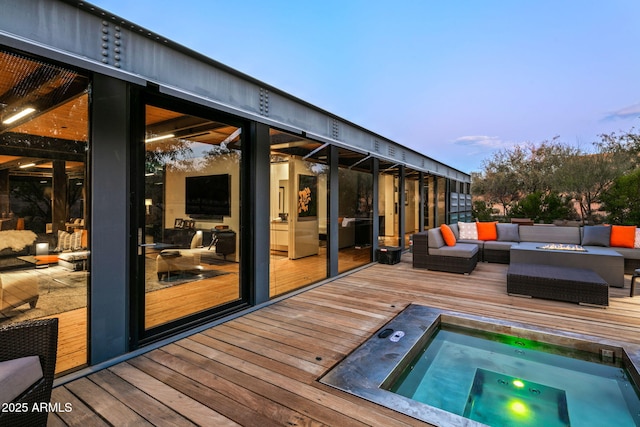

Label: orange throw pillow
[610,225,636,248]
[440,224,457,246]
[476,221,498,241]
[81,229,88,248]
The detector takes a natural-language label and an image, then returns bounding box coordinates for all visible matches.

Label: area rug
[145,268,229,292]
[1,264,230,325]
[0,267,88,325]
[199,252,235,266]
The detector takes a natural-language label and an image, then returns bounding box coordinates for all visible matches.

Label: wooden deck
[48,254,640,426]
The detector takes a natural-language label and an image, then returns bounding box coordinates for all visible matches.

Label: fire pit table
[509,242,624,288]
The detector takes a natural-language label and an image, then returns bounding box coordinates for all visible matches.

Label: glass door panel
[424,175,436,230]
[0,48,90,373]
[338,149,373,273]
[269,129,328,297]
[404,170,420,247]
[378,162,400,246]
[142,104,242,330]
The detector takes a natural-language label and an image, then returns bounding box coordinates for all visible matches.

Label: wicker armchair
[412,230,479,274]
[0,318,58,427]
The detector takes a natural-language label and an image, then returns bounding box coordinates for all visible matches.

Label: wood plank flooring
[49,254,640,426]
[3,246,373,374]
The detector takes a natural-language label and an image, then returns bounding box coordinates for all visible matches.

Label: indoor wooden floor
[48,254,640,426]
[48,246,372,373]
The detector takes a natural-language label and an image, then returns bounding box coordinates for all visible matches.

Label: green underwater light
[463,369,570,426]
[508,399,529,417]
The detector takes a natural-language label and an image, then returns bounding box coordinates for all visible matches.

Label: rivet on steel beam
[102,43,108,49]
[102,35,108,41]
[101,58,108,64]
[101,50,108,57]
[114,47,120,53]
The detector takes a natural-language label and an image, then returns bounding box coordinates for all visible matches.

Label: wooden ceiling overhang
[0,50,89,173]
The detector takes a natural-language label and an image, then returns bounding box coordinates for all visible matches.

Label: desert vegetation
[471,128,640,224]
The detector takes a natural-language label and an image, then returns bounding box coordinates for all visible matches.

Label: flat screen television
[185,174,231,217]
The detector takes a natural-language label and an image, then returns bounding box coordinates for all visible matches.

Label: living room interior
[0,49,91,373]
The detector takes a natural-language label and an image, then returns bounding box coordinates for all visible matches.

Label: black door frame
[129,89,251,348]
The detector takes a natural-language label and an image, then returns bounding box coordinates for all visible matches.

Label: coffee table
[510,242,624,287]
[17,255,59,268]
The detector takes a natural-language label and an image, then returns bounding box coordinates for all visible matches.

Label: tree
[472,200,494,221]
[472,127,640,223]
[517,139,577,194]
[510,191,576,223]
[472,138,577,217]
[471,150,523,217]
[555,132,636,223]
[600,168,640,225]
[598,127,640,166]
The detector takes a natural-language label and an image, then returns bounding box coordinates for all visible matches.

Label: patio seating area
[45,253,640,426]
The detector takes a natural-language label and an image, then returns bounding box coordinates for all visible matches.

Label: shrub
[600,168,640,225]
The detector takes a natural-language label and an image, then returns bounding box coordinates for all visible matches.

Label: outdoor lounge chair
[0,318,58,427]
[412,229,479,274]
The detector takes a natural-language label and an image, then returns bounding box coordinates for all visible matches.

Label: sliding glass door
[0,48,90,373]
[337,149,373,273]
[269,129,328,297]
[136,99,244,338]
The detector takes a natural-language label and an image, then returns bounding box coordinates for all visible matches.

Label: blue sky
[90,1,640,173]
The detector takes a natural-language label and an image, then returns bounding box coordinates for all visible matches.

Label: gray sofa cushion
[497,223,519,242]
[428,243,478,258]
[519,225,581,245]
[0,355,43,405]
[427,228,445,249]
[581,226,611,247]
[484,240,518,251]
[457,239,485,252]
[448,223,460,240]
[612,247,640,260]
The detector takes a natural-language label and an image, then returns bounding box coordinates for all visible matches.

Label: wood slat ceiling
[145,105,240,149]
[0,49,89,173]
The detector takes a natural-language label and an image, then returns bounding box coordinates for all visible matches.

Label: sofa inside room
[0,226,89,272]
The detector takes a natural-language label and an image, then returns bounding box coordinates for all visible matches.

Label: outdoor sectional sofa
[413,222,640,277]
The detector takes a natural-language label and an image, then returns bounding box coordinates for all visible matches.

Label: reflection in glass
[338,149,373,273]
[0,49,89,374]
[405,170,420,247]
[378,162,401,246]
[269,129,328,297]
[424,175,436,230]
[437,177,447,226]
[143,105,241,329]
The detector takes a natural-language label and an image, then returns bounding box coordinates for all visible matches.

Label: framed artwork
[297,174,317,220]
[174,218,184,228]
[183,220,195,229]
